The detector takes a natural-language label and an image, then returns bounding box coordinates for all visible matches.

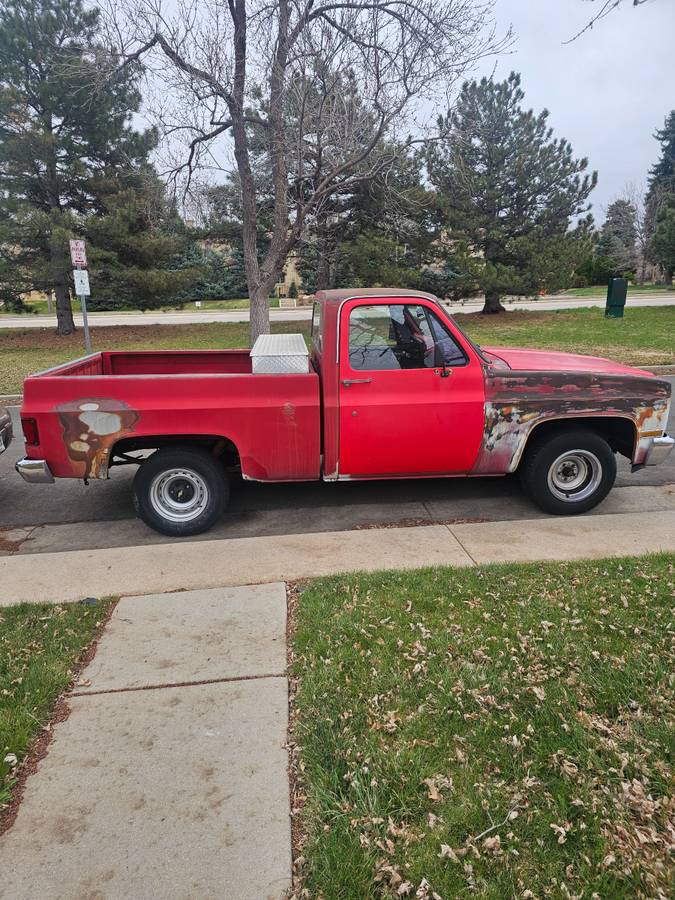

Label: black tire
[519,429,616,516]
[133,445,228,536]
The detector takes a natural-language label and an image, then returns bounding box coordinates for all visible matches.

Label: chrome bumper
[643,434,675,467]
[0,423,11,454]
[15,457,54,484]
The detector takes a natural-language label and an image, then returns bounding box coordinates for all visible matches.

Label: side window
[426,309,468,367]
[311,301,322,349]
[348,304,467,371]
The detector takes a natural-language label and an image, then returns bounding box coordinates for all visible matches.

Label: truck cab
[311,289,486,480]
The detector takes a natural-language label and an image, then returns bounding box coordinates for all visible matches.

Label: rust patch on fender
[473,370,671,474]
[56,398,139,479]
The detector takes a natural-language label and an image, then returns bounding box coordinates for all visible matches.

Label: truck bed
[39,349,254,378]
[22,350,321,482]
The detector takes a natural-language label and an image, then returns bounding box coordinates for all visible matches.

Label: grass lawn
[0,320,308,394]
[291,555,674,899]
[456,306,675,368]
[2,296,280,315]
[0,599,113,812]
[1,305,673,395]
[562,284,674,297]
[184,297,281,310]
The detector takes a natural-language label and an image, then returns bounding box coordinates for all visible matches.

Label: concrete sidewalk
[1,509,674,606]
[0,583,291,900]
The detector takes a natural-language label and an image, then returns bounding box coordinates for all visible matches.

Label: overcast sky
[146,0,673,224]
[479,0,675,222]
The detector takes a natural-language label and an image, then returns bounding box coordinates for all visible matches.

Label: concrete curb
[1,510,674,606]
[643,365,675,375]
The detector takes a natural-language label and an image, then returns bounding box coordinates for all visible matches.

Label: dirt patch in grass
[0,528,30,553]
[353,517,489,530]
[291,554,674,898]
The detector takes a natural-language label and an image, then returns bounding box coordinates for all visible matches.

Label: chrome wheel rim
[149,468,209,522]
[547,450,603,503]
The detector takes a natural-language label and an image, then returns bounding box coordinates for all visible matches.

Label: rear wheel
[519,429,616,515]
[133,446,228,536]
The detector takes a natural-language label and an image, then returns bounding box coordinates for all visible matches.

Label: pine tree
[0,0,154,332]
[84,168,203,310]
[594,199,638,277]
[426,73,596,313]
[651,200,675,284]
[645,111,675,284]
[648,112,675,188]
[170,244,248,304]
[297,147,437,292]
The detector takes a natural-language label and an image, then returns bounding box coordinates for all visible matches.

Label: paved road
[1,293,674,328]
[1,383,673,555]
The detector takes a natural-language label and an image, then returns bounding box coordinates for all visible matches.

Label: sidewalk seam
[72,671,286,697]
[446,525,478,566]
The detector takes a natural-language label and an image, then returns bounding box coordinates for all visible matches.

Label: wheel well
[110,434,241,471]
[520,416,637,465]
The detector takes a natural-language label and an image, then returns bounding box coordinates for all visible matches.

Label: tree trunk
[50,237,75,334]
[315,213,333,290]
[316,243,331,291]
[664,267,673,286]
[55,281,75,334]
[249,284,271,344]
[481,289,506,314]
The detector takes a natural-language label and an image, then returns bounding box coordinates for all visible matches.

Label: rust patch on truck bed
[56,398,139,479]
[473,370,671,474]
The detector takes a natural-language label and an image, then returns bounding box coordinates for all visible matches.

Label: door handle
[342,378,372,387]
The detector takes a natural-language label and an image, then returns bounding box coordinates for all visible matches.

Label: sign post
[69,240,92,353]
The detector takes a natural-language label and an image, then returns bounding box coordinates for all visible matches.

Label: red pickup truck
[16,288,673,536]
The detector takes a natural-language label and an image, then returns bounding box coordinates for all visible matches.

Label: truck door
[338,299,485,477]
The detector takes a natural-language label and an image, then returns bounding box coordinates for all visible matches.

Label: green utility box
[605,277,627,318]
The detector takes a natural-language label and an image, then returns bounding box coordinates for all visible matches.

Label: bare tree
[622,182,649,283]
[565,0,654,43]
[106,0,506,341]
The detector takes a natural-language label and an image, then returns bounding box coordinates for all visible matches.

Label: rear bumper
[642,434,674,467]
[15,457,54,484]
[0,418,12,453]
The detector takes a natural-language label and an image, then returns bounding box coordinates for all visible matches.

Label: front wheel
[519,430,616,515]
[133,446,228,536]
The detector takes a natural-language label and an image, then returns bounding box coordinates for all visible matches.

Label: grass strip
[0,598,113,811]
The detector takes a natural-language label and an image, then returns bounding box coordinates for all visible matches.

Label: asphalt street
[1,293,674,329]
[1,382,673,555]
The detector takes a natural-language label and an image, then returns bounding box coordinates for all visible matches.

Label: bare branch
[564,0,653,44]
[107,0,509,339]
